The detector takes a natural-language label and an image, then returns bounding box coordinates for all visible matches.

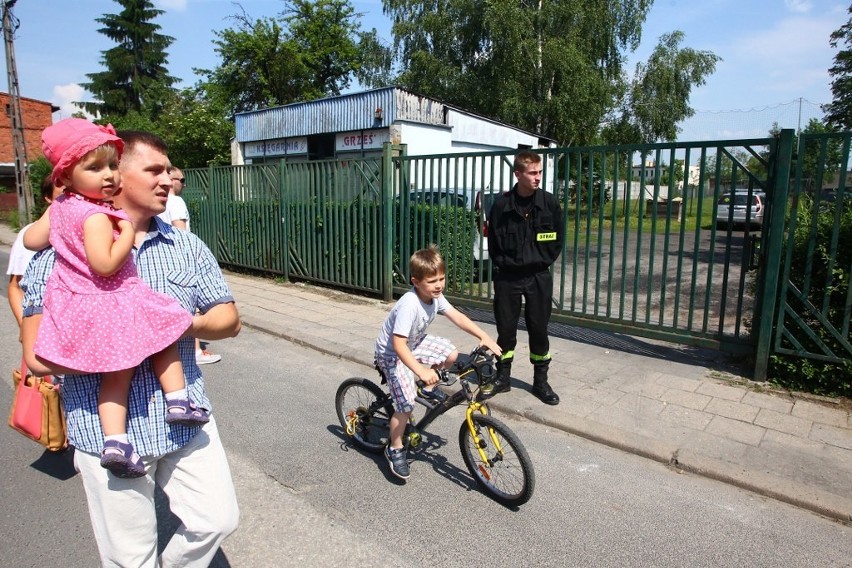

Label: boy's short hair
[40,174,55,202]
[410,246,445,281]
[514,150,542,172]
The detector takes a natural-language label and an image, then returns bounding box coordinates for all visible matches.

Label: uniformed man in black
[482,150,563,405]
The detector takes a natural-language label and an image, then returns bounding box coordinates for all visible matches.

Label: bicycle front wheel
[458,414,535,507]
[335,378,393,454]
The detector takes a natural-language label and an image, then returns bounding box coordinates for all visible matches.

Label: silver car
[716,190,766,228]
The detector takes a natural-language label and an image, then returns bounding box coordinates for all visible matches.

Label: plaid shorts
[376,335,456,413]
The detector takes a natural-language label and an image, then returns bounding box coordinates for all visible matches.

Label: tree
[198,1,392,117]
[798,118,843,191]
[159,87,234,168]
[622,31,719,143]
[79,0,177,118]
[384,0,653,145]
[284,0,360,98]
[199,10,306,116]
[823,5,852,131]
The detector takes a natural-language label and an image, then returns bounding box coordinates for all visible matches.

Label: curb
[513,405,852,523]
[240,315,852,523]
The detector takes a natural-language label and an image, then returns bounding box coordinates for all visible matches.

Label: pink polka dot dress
[34,192,193,373]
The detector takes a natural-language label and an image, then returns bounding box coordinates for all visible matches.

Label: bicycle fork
[464,402,504,475]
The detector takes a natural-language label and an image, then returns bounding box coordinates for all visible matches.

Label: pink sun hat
[42,118,124,184]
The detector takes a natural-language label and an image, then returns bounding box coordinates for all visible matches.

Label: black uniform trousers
[493,268,553,362]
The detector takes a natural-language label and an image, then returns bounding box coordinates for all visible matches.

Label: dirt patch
[282,280,389,308]
[709,370,852,413]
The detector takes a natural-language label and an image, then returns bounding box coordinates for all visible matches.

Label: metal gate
[764,131,852,374]
[392,139,778,358]
[186,130,852,379]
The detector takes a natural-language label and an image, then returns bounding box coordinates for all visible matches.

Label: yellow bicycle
[335,346,535,507]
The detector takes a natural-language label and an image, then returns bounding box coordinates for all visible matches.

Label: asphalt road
[1,244,850,566]
[204,327,852,567]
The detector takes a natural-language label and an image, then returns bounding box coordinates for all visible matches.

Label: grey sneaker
[385,445,410,480]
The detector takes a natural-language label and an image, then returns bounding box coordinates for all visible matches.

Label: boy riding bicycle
[374,246,501,480]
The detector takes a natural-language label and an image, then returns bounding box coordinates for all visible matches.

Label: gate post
[380,142,394,301]
[207,163,219,260]
[753,129,795,381]
[279,158,290,281]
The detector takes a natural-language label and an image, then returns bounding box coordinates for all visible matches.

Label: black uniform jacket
[487,184,564,274]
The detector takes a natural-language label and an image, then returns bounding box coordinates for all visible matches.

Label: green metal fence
[767,131,851,371]
[185,131,851,379]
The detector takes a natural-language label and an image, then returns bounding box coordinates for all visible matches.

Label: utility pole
[3,0,33,225]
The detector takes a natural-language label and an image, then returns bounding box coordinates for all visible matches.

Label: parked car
[715,190,766,228]
[406,188,502,277]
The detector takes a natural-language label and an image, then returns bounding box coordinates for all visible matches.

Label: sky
[2,0,848,142]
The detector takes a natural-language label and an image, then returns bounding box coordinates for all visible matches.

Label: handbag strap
[19,356,58,389]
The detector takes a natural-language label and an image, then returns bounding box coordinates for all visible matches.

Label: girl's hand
[114,219,132,233]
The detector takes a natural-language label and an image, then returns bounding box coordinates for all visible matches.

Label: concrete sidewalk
[2,223,850,522]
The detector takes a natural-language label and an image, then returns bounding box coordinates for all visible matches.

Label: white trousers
[74,417,240,567]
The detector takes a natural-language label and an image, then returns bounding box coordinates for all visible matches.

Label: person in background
[21,130,241,566]
[6,175,63,336]
[158,165,223,366]
[482,150,564,405]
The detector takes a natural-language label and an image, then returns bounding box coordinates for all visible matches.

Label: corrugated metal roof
[234,87,554,145]
[235,88,398,141]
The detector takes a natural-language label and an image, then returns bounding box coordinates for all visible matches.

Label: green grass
[565,196,717,236]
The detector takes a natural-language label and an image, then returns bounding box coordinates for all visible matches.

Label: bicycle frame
[392,354,507,466]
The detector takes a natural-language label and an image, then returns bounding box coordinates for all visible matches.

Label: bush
[29,156,54,219]
[395,202,477,291]
[768,195,852,397]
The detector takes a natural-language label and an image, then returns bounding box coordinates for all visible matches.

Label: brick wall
[0,93,58,162]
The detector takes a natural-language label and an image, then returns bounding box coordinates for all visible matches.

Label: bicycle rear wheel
[458,414,535,507]
[335,378,393,454]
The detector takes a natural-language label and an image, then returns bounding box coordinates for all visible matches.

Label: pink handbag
[8,358,67,451]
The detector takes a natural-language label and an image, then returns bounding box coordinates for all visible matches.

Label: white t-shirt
[375,288,452,357]
[6,223,37,277]
[157,194,190,232]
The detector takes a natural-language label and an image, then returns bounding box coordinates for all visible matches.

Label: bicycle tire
[458,414,535,507]
[335,378,393,454]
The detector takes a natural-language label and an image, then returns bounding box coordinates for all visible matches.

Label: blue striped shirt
[21,218,235,456]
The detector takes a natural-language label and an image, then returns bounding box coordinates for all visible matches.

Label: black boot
[531,362,559,405]
[481,360,511,398]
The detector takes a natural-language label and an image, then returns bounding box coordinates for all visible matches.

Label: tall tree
[159,87,235,168]
[79,0,177,118]
[823,5,852,131]
[285,0,360,98]
[384,0,654,145]
[199,10,307,116]
[623,31,719,143]
[198,1,392,117]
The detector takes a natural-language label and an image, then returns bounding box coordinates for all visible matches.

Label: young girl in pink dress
[24,118,208,478]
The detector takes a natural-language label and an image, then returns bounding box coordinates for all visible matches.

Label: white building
[231,87,557,192]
